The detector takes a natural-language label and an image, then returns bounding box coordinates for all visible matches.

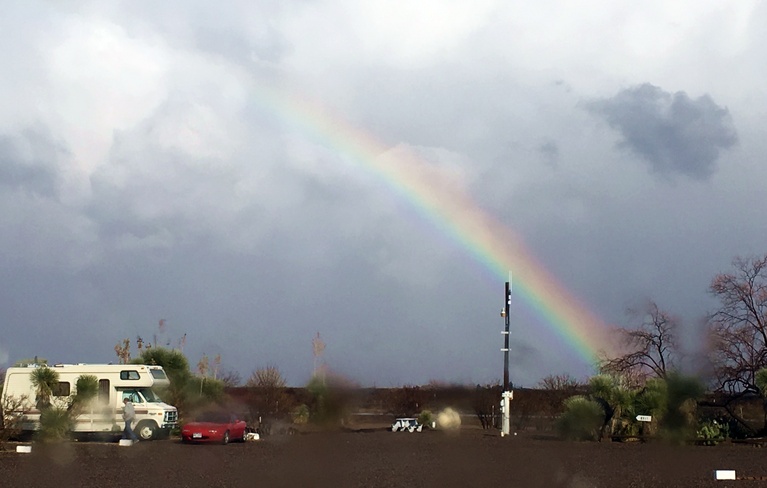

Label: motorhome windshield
[137,388,163,403]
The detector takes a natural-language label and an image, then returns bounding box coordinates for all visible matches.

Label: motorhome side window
[150,369,167,380]
[98,379,110,404]
[52,382,70,397]
[120,370,141,380]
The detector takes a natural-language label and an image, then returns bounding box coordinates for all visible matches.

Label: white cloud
[281,0,497,68]
[44,16,169,174]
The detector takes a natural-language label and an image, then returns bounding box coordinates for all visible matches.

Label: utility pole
[500,275,513,436]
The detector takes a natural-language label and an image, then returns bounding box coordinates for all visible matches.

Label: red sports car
[180,411,247,444]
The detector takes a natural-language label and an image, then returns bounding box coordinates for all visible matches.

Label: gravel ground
[2,428,767,488]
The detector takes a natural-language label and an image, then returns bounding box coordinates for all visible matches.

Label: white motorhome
[2,363,178,440]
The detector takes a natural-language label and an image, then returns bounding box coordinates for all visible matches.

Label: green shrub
[697,419,729,446]
[1,394,28,447]
[38,407,72,441]
[418,410,434,428]
[556,396,604,441]
[305,375,353,426]
[291,404,310,425]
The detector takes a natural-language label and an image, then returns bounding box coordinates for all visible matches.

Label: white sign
[716,470,736,480]
[636,415,652,422]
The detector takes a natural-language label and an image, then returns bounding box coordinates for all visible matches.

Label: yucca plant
[589,374,635,439]
[30,367,59,410]
[39,407,72,441]
[69,375,99,416]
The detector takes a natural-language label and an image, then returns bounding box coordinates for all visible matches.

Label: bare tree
[707,255,767,434]
[537,374,585,431]
[246,365,290,419]
[247,365,287,389]
[538,374,583,392]
[472,382,501,430]
[114,339,131,364]
[218,369,242,388]
[599,300,679,387]
[708,255,767,393]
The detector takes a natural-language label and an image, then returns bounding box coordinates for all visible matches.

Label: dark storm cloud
[586,84,737,180]
[538,140,559,167]
[0,127,65,198]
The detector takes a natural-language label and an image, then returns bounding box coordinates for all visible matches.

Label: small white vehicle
[2,363,178,440]
[391,418,423,432]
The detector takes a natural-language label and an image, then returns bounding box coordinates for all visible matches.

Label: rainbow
[250,82,612,365]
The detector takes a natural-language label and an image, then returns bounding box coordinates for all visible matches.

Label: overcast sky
[1,1,764,387]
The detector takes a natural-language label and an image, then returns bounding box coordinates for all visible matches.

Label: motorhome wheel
[136,421,156,441]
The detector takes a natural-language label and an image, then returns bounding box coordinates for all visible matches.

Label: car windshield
[137,388,163,403]
[196,412,231,423]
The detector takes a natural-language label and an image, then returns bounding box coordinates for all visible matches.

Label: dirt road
[1,428,764,487]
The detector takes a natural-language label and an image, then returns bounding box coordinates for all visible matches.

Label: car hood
[183,422,228,430]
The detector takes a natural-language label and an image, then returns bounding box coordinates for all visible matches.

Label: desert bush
[697,418,729,445]
[38,407,72,441]
[306,375,335,424]
[1,394,28,448]
[305,374,354,426]
[418,409,434,428]
[291,404,310,425]
[473,382,501,429]
[659,373,704,443]
[556,396,604,441]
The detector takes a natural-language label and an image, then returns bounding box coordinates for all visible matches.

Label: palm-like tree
[589,374,634,439]
[30,366,59,410]
[70,375,99,415]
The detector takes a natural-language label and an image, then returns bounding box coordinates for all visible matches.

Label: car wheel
[222,431,229,445]
[136,421,156,441]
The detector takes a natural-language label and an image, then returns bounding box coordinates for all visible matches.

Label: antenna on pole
[500,271,513,437]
